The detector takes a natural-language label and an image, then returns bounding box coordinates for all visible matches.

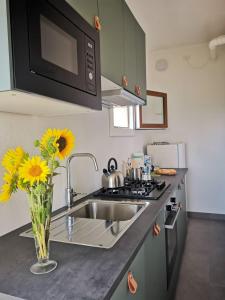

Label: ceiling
[126,0,225,50]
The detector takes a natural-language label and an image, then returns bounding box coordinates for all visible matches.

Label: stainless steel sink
[69,201,144,221]
[21,199,150,249]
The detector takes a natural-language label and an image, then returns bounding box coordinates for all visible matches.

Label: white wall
[0,109,145,236]
[143,43,225,214]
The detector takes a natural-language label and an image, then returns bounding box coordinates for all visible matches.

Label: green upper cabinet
[123,1,146,101]
[136,23,147,101]
[98,0,124,86]
[66,0,147,102]
[123,1,137,95]
[65,0,98,27]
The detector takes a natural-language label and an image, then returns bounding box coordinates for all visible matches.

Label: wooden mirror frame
[139,90,168,129]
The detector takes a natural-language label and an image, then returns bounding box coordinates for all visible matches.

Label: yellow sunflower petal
[19,156,50,186]
[2,147,25,173]
[0,172,18,202]
[0,183,12,202]
[55,129,75,160]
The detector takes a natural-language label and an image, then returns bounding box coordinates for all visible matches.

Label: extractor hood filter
[102,88,145,107]
[101,76,145,107]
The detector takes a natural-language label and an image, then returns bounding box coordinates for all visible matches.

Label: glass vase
[28,185,57,275]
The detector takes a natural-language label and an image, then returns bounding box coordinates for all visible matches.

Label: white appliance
[147,143,186,168]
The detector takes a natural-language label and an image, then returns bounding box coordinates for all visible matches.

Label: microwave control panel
[85,36,96,95]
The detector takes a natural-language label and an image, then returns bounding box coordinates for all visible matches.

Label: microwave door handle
[165,207,181,230]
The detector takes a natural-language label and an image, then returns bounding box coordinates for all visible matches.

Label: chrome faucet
[65,153,99,208]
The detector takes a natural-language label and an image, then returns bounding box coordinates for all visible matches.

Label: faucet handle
[65,187,76,208]
[71,188,78,198]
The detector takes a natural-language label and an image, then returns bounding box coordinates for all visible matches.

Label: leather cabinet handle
[135,85,141,96]
[128,271,138,295]
[153,224,161,236]
[122,75,128,87]
[94,16,101,31]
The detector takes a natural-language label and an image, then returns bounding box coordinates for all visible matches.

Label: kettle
[102,158,124,189]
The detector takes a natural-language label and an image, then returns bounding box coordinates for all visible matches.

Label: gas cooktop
[94,178,170,200]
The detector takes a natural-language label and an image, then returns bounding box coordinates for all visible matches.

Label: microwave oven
[8,0,101,110]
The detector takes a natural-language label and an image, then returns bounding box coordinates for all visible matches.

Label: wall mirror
[136,90,168,129]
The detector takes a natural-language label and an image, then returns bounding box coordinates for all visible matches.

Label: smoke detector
[155,59,168,71]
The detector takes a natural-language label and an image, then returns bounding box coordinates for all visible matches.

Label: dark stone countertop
[0,169,187,300]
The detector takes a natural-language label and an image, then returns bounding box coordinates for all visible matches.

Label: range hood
[101,76,145,107]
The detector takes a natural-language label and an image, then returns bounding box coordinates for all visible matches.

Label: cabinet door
[65,0,98,27]
[177,179,187,254]
[111,244,146,300]
[145,210,167,300]
[98,0,124,86]
[136,23,146,101]
[168,179,187,300]
[123,1,137,95]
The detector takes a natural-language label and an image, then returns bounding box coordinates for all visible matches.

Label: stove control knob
[170,197,176,203]
[166,205,172,211]
[156,181,166,190]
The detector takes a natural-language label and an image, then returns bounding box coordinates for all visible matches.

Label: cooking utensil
[130,168,142,180]
[102,158,124,189]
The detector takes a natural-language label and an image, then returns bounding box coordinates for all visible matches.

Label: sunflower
[19,156,50,186]
[40,128,75,160]
[0,173,16,202]
[39,128,58,160]
[55,129,75,160]
[2,147,25,173]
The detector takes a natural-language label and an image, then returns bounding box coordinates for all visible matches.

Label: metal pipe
[209,35,225,60]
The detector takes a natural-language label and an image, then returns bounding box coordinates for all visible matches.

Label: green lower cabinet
[144,210,167,300]
[98,0,124,86]
[111,244,146,300]
[111,178,187,300]
[65,0,98,27]
[111,210,167,300]
[168,178,187,300]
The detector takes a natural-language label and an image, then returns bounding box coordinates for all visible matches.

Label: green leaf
[52,160,60,169]
[34,140,40,147]
[41,149,49,160]
[23,153,30,161]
